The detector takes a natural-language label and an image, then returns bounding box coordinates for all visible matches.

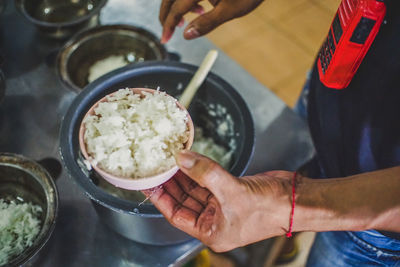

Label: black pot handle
[37,157,62,180]
[45,49,60,69]
[166,52,181,62]
[0,70,5,104]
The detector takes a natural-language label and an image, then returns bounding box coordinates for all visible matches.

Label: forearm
[293,166,400,233]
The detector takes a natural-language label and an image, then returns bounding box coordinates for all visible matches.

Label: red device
[317,0,386,89]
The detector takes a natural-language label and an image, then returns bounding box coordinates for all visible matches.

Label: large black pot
[60,61,255,245]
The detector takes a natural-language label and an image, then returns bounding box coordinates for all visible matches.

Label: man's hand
[159,0,265,43]
[145,150,400,251]
[144,150,292,252]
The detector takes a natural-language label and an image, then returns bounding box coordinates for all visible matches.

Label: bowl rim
[0,152,59,266]
[78,87,195,190]
[59,60,255,216]
[56,24,168,92]
[15,0,107,27]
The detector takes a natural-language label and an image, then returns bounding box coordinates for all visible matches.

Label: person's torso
[307,0,400,239]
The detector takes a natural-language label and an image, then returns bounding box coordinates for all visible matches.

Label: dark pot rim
[59,61,255,217]
[14,0,107,28]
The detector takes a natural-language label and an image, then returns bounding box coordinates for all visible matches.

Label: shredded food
[0,199,42,265]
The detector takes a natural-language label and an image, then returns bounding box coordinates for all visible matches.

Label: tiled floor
[197,0,340,266]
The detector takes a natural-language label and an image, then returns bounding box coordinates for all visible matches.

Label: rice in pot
[0,199,42,265]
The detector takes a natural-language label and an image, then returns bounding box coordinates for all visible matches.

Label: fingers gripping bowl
[79,88,194,190]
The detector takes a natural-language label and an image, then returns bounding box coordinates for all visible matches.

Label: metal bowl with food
[57,24,168,92]
[60,61,255,245]
[15,0,107,39]
[0,153,59,266]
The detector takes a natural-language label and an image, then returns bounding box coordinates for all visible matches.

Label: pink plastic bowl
[79,88,194,190]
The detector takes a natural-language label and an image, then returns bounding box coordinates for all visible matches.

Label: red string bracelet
[286,171,297,238]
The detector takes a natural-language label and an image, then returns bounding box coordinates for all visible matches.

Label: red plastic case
[317,0,386,89]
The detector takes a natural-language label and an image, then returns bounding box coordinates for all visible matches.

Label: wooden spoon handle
[179,50,218,109]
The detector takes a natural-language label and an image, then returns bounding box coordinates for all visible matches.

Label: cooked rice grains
[0,199,42,265]
[83,88,189,178]
[191,127,233,169]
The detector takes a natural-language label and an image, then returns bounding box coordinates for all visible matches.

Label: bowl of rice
[79,88,194,190]
[0,153,58,266]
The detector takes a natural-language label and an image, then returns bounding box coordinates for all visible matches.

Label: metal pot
[57,24,168,92]
[0,153,59,266]
[15,0,107,39]
[60,61,255,245]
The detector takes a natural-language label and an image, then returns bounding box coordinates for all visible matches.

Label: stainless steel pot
[60,61,255,245]
[0,153,59,266]
[57,24,168,92]
[15,0,107,39]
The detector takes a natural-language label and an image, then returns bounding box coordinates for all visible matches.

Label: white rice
[87,55,128,83]
[83,88,189,178]
[192,127,233,169]
[0,199,42,265]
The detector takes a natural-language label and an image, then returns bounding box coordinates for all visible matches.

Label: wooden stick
[179,50,218,108]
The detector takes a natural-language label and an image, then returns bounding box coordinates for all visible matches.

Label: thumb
[176,150,237,198]
[183,4,233,40]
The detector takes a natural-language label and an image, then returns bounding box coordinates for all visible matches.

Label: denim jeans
[307,231,400,266]
[294,76,400,266]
